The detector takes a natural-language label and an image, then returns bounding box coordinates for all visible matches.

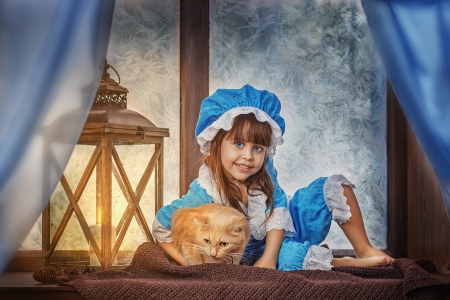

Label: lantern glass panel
[110,143,157,265]
[43,139,160,267]
[48,143,99,265]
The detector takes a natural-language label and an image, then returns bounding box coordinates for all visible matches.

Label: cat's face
[194,216,248,264]
[172,203,251,265]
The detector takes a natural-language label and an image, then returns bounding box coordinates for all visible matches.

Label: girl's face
[220,133,266,185]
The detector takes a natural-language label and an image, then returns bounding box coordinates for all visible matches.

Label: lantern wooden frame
[42,63,169,270]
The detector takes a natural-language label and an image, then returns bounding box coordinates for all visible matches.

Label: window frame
[6,0,407,272]
[179,0,407,259]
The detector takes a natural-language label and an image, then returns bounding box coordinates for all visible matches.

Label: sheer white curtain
[0,0,115,272]
[362,0,450,221]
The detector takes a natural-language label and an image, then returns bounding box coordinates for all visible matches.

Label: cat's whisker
[224,253,245,257]
[179,242,200,246]
[223,253,244,264]
[179,243,203,249]
[178,243,209,255]
[236,252,264,263]
[239,253,263,258]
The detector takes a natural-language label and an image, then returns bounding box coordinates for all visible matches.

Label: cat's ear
[193,214,209,227]
[232,226,243,234]
[230,216,247,235]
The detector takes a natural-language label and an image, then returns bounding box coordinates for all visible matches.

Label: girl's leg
[337,185,394,264]
[332,256,389,267]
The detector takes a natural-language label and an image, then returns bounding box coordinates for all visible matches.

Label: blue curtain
[361,0,450,222]
[1,0,449,274]
[0,0,115,272]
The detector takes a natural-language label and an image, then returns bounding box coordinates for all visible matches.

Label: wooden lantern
[42,62,169,269]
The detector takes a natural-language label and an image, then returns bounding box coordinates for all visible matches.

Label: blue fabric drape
[0,0,115,272]
[361,0,450,221]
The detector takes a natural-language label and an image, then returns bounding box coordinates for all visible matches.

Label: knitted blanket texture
[59,242,450,300]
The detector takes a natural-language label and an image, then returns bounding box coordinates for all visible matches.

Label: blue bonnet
[195,84,285,157]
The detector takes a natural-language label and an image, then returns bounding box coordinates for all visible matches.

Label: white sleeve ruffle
[151,217,172,243]
[265,207,296,237]
[302,245,333,270]
[323,174,355,224]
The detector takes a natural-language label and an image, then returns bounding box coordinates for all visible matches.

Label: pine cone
[32,266,64,284]
[81,264,96,274]
[64,267,80,279]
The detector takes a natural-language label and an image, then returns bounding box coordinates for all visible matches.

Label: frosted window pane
[210,0,387,249]
[19,0,180,251]
[106,0,180,206]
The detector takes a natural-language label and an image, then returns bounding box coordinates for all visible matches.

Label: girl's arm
[157,241,190,266]
[152,179,212,266]
[253,229,285,269]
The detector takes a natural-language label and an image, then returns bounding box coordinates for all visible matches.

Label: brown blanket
[59,242,450,300]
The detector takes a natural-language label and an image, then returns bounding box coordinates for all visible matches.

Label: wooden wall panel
[180,0,210,196]
[386,83,408,258]
[407,125,450,274]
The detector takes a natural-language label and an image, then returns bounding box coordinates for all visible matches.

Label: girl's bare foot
[331,256,391,268]
[337,185,395,266]
[355,245,395,264]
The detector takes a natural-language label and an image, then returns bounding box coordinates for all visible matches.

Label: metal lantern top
[84,61,169,139]
[94,62,129,108]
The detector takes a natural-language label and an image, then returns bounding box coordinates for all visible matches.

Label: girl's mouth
[236,164,251,171]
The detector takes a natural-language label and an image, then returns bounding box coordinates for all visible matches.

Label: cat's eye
[220,242,228,247]
[203,239,210,244]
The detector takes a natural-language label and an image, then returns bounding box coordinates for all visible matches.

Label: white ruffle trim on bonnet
[196,106,284,157]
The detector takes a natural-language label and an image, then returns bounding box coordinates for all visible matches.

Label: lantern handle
[108,64,121,86]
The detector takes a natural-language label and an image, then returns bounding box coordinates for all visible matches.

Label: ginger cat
[172,203,251,265]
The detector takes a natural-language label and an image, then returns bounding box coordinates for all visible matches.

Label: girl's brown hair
[204,113,275,222]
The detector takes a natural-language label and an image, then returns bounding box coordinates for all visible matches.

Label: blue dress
[152,158,352,271]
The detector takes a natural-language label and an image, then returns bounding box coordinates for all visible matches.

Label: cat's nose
[210,249,217,257]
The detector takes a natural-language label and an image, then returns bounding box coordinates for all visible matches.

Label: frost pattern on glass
[210,0,387,249]
[106,0,180,207]
[20,0,180,250]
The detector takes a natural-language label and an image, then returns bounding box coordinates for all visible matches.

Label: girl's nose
[241,146,253,160]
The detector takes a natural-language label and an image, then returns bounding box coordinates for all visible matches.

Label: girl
[152,84,394,271]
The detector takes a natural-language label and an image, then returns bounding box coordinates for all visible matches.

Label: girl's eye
[234,141,243,148]
[220,242,228,247]
[254,146,263,152]
[203,239,210,244]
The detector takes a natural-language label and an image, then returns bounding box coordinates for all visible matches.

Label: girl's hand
[253,228,285,270]
[253,254,276,269]
[157,241,190,266]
